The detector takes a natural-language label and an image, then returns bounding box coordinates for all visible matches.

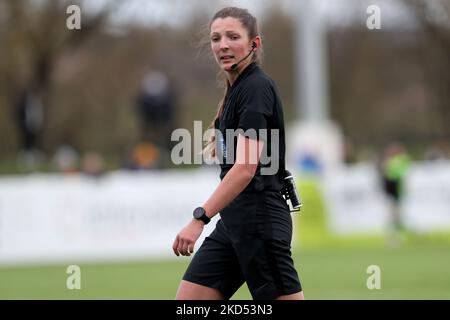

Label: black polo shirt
[214,62,286,192]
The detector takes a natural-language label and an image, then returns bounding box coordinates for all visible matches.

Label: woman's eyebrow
[210,30,240,36]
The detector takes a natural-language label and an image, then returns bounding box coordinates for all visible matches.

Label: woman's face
[210,17,253,72]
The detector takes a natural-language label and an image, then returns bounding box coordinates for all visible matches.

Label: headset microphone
[230,42,257,71]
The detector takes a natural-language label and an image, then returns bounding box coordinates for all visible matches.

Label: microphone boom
[230,42,256,71]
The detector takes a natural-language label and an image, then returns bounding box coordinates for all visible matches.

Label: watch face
[193,207,205,219]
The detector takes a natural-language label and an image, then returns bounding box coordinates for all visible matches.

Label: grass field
[1,243,450,300]
[1,177,449,299]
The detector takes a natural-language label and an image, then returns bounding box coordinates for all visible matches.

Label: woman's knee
[175,280,224,300]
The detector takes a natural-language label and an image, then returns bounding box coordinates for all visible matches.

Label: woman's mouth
[220,55,234,61]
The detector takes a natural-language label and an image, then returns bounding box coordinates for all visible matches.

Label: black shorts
[383,178,401,201]
[183,191,302,300]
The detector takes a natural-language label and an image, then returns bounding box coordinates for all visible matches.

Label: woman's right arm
[172,134,264,256]
[201,134,264,219]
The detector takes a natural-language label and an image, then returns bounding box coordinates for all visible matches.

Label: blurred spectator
[15,82,45,170]
[379,142,411,246]
[52,145,79,174]
[125,142,161,170]
[135,71,176,159]
[81,151,105,178]
[298,151,323,175]
[424,140,450,161]
[343,136,357,164]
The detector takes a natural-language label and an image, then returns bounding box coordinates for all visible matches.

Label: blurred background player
[380,142,411,247]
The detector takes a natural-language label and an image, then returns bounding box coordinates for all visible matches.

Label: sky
[81,0,448,30]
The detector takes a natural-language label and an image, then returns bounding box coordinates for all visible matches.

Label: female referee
[172,7,303,300]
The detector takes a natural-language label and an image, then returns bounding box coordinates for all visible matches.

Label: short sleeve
[237,77,274,141]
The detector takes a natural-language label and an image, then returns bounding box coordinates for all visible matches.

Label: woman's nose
[219,39,230,50]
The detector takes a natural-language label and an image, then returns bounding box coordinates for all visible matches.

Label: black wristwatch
[193,207,210,225]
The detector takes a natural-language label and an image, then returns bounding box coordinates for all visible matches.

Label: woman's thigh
[175,280,224,300]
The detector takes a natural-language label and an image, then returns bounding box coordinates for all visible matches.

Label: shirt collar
[230,62,258,89]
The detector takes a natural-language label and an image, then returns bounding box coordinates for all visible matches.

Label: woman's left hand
[172,219,204,256]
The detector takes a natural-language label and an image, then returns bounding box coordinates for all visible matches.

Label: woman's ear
[252,36,262,49]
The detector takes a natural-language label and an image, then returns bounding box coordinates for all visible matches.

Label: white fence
[1,162,450,265]
[0,169,220,265]
[321,161,450,234]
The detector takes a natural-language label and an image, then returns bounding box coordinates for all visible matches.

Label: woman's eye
[211,37,219,42]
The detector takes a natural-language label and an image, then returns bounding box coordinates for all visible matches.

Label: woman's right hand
[172,219,204,256]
